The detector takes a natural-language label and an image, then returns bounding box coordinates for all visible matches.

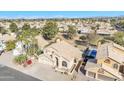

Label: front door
[55,57,59,67]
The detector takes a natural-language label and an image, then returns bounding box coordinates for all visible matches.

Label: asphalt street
[0,64,40,81]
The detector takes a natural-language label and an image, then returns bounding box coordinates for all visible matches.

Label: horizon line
[0,11,124,19]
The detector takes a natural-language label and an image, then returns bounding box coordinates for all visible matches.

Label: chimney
[97,41,101,48]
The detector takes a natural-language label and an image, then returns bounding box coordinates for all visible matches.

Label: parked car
[0,40,6,55]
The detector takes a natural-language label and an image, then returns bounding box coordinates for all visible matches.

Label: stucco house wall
[38,40,81,75]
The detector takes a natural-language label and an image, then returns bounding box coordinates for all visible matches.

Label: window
[119,65,124,74]
[98,68,104,74]
[98,74,115,81]
[50,54,53,58]
[88,71,96,78]
[62,61,67,67]
[55,57,59,67]
[113,64,118,69]
[74,58,77,63]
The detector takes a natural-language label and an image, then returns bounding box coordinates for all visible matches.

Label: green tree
[87,33,102,46]
[30,27,40,37]
[91,24,100,34]
[91,26,96,30]
[22,23,31,31]
[110,19,116,26]
[0,26,7,35]
[42,21,58,40]
[79,35,87,41]
[26,39,38,56]
[67,25,76,39]
[6,40,16,51]
[17,30,31,44]
[96,24,100,30]
[17,29,39,56]
[113,32,124,46]
[9,23,18,33]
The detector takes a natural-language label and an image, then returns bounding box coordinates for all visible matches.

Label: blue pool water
[90,50,97,58]
[85,50,97,59]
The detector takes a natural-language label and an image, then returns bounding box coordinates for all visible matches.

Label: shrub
[36,49,43,56]
[100,39,107,44]
[6,40,16,51]
[104,36,114,41]
[14,54,27,65]
[79,35,87,40]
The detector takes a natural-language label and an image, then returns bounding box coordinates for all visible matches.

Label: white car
[0,40,6,55]
[13,41,25,56]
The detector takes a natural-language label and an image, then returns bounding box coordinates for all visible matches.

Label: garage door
[88,71,96,78]
[98,74,116,81]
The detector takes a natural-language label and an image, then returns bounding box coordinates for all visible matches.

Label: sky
[0,11,124,19]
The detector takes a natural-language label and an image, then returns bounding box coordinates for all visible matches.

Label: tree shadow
[75,40,88,46]
[80,66,86,75]
[62,34,68,39]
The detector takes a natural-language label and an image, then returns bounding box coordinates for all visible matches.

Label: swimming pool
[85,50,97,59]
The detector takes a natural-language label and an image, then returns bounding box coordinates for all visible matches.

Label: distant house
[0,34,16,42]
[38,39,82,75]
[78,30,89,34]
[78,27,90,34]
[97,29,117,36]
[85,43,124,81]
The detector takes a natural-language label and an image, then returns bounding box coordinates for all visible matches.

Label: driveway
[0,51,72,81]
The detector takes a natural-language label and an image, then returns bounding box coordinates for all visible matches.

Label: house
[93,22,117,36]
[97,29,117,36]
[0,34,16,42]
[85,43,124,81]
[38,39,82,75]
[78,29,90,34]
